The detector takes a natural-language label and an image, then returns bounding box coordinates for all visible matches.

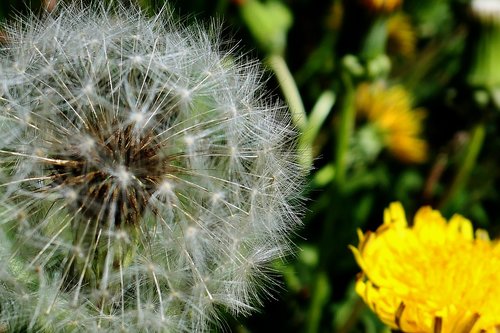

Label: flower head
[470,0,500,24]
[466,0,500,89]
[359,0,402,14]
[387,13,416,58]
[0,4,304,332]
[356,83,428,163]
[350,202,500,333]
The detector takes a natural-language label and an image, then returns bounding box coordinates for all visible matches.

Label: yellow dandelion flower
[360,0,402,13]
[387,13,417,58]
[356,83,428,163]
[325,2,344,31]
[350,202,500,333]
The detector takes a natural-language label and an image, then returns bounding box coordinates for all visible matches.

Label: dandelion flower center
[50,122,172,226]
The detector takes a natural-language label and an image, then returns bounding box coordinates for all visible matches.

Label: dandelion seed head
[472,0,500,14]
[0,3,304,332]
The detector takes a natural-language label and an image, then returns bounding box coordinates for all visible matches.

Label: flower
[356,83,428,163]
[359,0,402,14]
[325,2,344,31]
[466,0,500,90]
[470,0,500,24]
[387,13,416,58]
[0,4,304,332]
[350,202,500,333]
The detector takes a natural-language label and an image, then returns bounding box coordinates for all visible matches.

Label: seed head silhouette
[0,3,304,332]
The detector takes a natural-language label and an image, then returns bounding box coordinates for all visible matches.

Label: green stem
[267,54,307,131]
[336,298,365,333]
[306,135,353,333]
[215,0,229,14]
[299,91,336,170]
[306,271,330,333]
[334,73,356,186]
[467,23,500,87]
[439,123,485,209]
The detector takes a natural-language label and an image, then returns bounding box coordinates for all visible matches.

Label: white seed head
[471,0,500,23]
[0,3,304,332]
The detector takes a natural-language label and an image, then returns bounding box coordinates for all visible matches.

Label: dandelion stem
[267,54,307,131]
[439,122,485,209]
[299,90,336,169]
[306,271,330,333]
[336,298,365,333]
[334,72,356,187]
[360,16,388,60]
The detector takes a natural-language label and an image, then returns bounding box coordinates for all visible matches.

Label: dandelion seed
[0,3,304,332]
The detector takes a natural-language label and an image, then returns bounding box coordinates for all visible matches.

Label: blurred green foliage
[2,0,500,332]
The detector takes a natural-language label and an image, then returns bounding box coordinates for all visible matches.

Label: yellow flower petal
[383,201,407,228]
[351,202,500,332]
[387,13,417,58]
[359,0,402,13]
[356,83,428,163]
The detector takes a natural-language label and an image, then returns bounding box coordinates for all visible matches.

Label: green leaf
[239,0,292,55]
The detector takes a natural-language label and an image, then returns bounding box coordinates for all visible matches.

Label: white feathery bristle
[471,0,500,23]
[0,3,305,332]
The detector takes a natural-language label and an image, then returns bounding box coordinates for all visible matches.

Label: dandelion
[0,3,304,332]
[387,13,416,58]
[470,0,500,23]
[466,0,500,90]
[325,2,344,31]
[350,202,500,333]
[359,0,402,14]
[356,82,428,163]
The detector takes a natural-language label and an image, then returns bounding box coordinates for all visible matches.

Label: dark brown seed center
[50,123,172,227]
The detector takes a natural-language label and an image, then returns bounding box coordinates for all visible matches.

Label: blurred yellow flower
[360,0,402,13]
[356,83,427,163]
[325,2,344,31]
[350,202,500,333]
[387,13,416,58]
